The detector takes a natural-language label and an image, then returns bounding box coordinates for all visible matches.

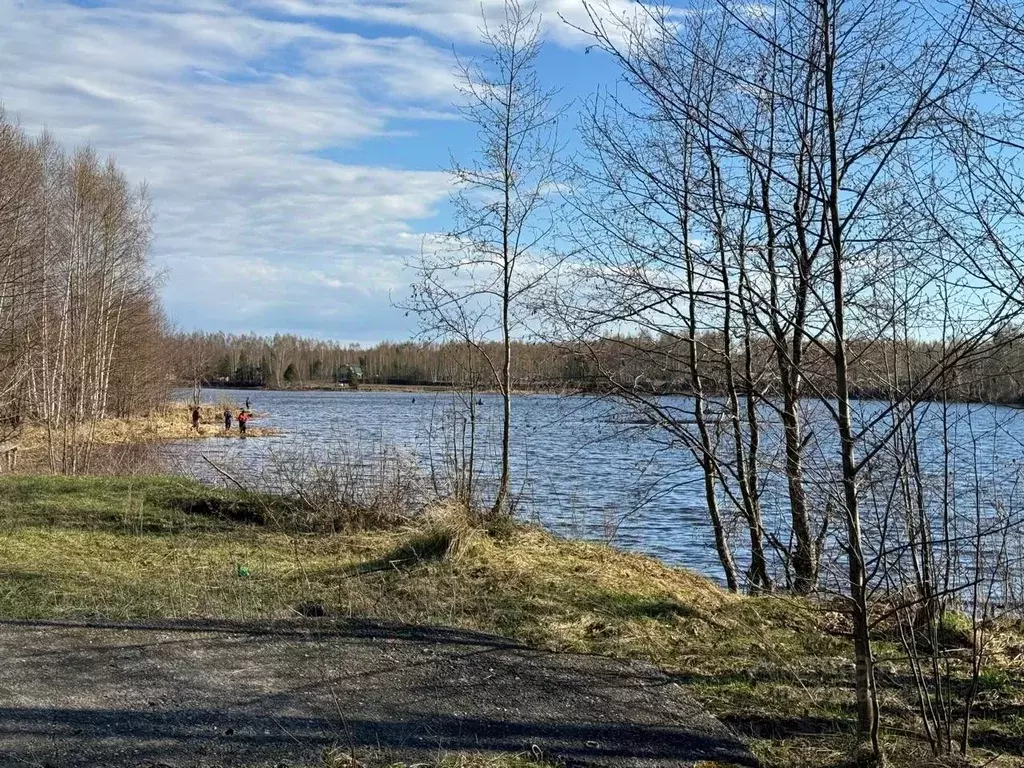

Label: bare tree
[0,110,163,473]
[0,110,41,445]
[553,0,1012,760]
[406,0,559,518]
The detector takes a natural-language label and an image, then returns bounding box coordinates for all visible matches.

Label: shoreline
[196,382,564,395]
[193,381,1024,407]
[17,402,281,456]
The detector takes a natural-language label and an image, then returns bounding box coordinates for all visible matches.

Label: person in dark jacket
[224,408,232,430]
[191,407,200,432]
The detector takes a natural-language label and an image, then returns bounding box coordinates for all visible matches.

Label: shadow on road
[0,616,529,648]
[0,618,760,768]
[0,706,759,768]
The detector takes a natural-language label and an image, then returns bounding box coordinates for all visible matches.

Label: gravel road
[0,618,757,768]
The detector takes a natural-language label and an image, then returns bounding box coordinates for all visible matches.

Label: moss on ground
[0,475,1021,767]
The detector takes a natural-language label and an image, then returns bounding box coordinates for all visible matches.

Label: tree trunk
[822,0,879,753]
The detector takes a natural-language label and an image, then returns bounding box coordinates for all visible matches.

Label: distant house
[339,364,363,384]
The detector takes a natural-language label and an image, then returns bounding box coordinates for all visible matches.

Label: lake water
[165,388,1024,586]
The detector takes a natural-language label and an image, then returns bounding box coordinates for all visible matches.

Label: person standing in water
[223,408,232,430]
[245,396,251,410]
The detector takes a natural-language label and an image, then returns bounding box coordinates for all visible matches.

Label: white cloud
[0,0,660,341]
[253,0,652,48]
[0,0,460,342]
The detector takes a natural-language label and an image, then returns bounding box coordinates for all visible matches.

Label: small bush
[267,439,424,532]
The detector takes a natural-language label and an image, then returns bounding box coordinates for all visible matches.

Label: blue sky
[0,0,647,343]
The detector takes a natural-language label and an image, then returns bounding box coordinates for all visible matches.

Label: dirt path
[0,619,757,768]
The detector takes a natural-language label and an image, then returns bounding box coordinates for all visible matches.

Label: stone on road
[0,619,757,767]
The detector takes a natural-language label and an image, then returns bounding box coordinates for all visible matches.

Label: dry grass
[15,402,280,455]
[267,440,423,531]
[0,476,1021,768]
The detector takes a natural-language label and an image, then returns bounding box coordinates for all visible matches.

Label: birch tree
[0,111,162,472]
[407,0,559,517]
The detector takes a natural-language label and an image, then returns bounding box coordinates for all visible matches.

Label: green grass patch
[0,474,287,532]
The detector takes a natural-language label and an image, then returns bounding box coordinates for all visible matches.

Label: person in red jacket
[237,409,249,435]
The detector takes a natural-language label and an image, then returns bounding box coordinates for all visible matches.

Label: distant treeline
[170,330,1024,404]
[0,112,166,471]
[169,332,578,390]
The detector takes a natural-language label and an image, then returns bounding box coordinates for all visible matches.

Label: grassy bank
[0,475,1021,767]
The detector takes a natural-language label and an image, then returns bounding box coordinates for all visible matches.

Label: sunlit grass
[1,475,1022,767]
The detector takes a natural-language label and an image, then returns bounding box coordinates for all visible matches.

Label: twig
[201,454,247,491]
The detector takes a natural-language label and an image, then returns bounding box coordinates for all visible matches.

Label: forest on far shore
[170,329,1024,405]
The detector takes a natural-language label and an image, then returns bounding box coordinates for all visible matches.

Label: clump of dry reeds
[266,438,424,532]
[381,503,481,567]
[16,402,281,457]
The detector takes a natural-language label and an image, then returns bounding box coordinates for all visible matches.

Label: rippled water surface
[166,388,1024,583]
[166,389,729,569]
